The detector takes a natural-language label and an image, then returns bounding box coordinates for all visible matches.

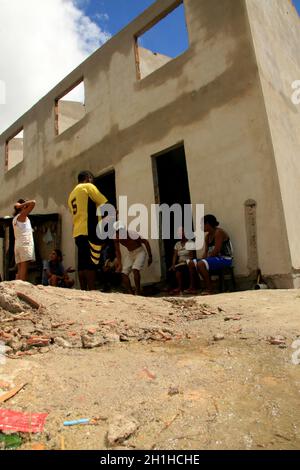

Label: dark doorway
[94,171,116,208]
[0,214,61,283]
[153,144,192,278]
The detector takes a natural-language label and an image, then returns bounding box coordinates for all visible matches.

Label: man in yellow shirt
[68,171,108,290]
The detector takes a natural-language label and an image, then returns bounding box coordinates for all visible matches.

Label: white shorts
[122,247,146,275]
[15,245,35,264]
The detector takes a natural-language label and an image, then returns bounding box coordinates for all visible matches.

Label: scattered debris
[0,381,11,391]
[16,292,41,310]
[27,336,51,348]
[267,336,286,346]
[0,409,48,433]
[63,417,104,427]
[151,410,183,450]
[0,285,24,313]
[107,415,139,446]
[64,418,90,426]
[0,383,27,403]
[51,321,75,329]
[81,335,106,349]
[31,443,46,451]
[213,334,225,341]
[0,433,23,450]
[54,337,73,349]
[0,312,34,323]
[168,386,180,396]
[141,367,157,380]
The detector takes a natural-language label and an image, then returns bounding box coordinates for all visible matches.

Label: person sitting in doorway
[168,227,196,296]
[98,241,121,292]
[113,221,152,296]
[187,214,233,295]
[42,249,75,288]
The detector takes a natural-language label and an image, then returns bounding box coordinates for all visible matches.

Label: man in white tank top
[13,199,36,281]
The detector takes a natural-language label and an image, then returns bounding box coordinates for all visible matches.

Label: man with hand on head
[13,198,36,282]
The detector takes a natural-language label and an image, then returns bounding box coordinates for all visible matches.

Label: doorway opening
[152,143,192,279]
[0,214,61,283]
[94,170,116,209]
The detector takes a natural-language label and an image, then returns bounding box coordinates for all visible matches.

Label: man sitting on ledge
[186,214,233,296]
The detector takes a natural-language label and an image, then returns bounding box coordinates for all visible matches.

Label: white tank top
[13,215,34,248]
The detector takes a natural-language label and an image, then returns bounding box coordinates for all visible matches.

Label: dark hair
[204,214,219,228]
[78,171,94,183]
[53,249,63,261]
[13,199,26,216]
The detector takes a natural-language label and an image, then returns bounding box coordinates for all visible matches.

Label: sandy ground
[0,281,300,450]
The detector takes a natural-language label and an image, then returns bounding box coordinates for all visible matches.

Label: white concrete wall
[0,0,295,286]
[58,101,86,135]
[138,47,172,79]
[7,138,23,170]
[246,0,300,285]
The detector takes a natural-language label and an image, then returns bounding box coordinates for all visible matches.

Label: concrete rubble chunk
[54,337,73,349]
[105,333,120,343]
[213,334,225,341]
[0,285,23,314]
[7,339,23,352]
[107,415,139,446]
[81,334,106,349]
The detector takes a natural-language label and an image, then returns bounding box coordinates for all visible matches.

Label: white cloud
[94,12,109,22]
[0,0,111,133]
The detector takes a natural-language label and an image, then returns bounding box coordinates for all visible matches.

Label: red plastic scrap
[0,409,48,433]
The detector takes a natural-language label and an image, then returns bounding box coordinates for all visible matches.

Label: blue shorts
[194,257,232,271]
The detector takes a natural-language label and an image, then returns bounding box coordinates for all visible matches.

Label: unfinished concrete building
[0,0,299,288]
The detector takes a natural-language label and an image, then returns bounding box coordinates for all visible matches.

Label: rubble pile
[0,283,227,359]
[0,284,182,358]
[164,297,220,321]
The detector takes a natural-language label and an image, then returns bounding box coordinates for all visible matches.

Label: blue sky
[294,0,300,13]
[84,0,300,56]
[86,0,300,34]
[84,0,188,58]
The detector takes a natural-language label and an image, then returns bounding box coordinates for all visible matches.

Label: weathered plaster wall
[58,101,86,135]
[246,0,300,286]
[0,0,293,286]
[7,138,23,171]
[138,47,171,79]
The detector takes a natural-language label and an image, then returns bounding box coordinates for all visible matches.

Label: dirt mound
[0,282,222,358]
[1,282,300,450]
